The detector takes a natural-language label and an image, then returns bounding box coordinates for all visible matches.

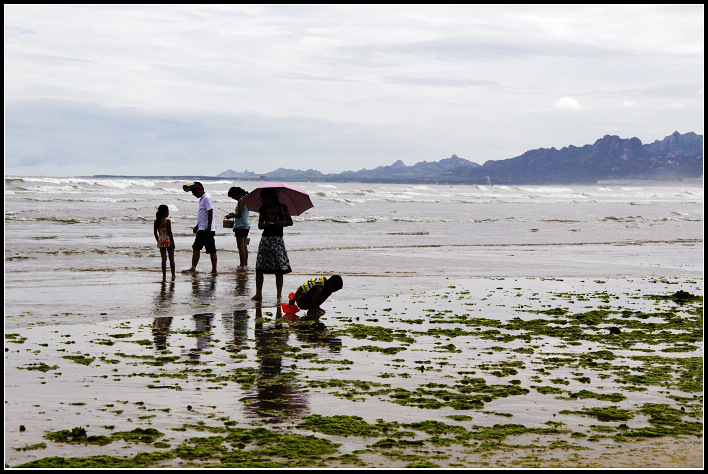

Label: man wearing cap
[183,182,217,273]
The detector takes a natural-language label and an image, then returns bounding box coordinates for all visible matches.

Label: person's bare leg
[236,238,243,267]
[160,248,167,279]
[275,274,283,303]
[191,249,200,271]
[210,253,217,274]
[252,271,264,300]
[168,248,176,279]
[237,238,248,267]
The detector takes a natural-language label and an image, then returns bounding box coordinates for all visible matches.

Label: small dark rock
[609,327,621,335]
[187,405,193,411]
[672,290,696,304]
[673,290,693,299]
[19,425,26,432]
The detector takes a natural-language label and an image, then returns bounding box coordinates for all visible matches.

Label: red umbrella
[241,182,314,216]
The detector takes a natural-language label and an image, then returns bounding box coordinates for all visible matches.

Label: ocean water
[4,176,703,328]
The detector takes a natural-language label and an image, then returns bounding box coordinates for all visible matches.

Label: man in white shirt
[183,182,217,273]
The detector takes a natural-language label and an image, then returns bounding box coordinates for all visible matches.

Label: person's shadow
[240,305,308,423]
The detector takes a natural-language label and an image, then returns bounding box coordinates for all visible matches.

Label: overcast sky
[4,4,704,177]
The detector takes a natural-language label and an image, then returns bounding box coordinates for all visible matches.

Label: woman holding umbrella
[251,187,293,303]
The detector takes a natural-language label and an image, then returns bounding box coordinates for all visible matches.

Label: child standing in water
[154,204,176,279]
[225,187,250,270]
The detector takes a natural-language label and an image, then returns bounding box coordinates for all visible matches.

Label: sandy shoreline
[4,274,703,468]
[5,240,703,331]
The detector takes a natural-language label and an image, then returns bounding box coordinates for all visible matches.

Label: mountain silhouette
[253,131,702,184]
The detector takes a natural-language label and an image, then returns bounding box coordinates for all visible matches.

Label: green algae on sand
[6,277,703,468]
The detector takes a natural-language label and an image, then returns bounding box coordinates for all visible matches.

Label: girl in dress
[251,188,293,302]
[154,204,176,279]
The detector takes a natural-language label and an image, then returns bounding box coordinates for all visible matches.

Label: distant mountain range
[217,131,703,184]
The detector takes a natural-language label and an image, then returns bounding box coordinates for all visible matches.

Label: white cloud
[553,96,583,111]
[619,100,640,109]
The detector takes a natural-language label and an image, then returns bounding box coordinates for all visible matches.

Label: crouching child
[289,275,343,317]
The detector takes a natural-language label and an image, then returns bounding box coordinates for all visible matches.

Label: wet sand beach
[5,271,703,468]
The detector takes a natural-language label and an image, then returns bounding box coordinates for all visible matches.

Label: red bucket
[282,292,300,314]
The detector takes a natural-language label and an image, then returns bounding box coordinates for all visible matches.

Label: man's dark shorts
[192,230,216,254]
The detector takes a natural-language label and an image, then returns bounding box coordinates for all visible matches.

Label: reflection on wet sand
[290,315,342,352]
[222,310,249,353]
[153,279,175,312]
[152,317,173,352]
[183,313,214,360]
[239,306,344,423]
[152,280,176,351]
[147,291,343,424]
[232,271,250,298]
[241,305,308,423]
[191,273,217,301]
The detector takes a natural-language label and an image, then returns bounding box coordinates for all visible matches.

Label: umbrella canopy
[241,182,314,216]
